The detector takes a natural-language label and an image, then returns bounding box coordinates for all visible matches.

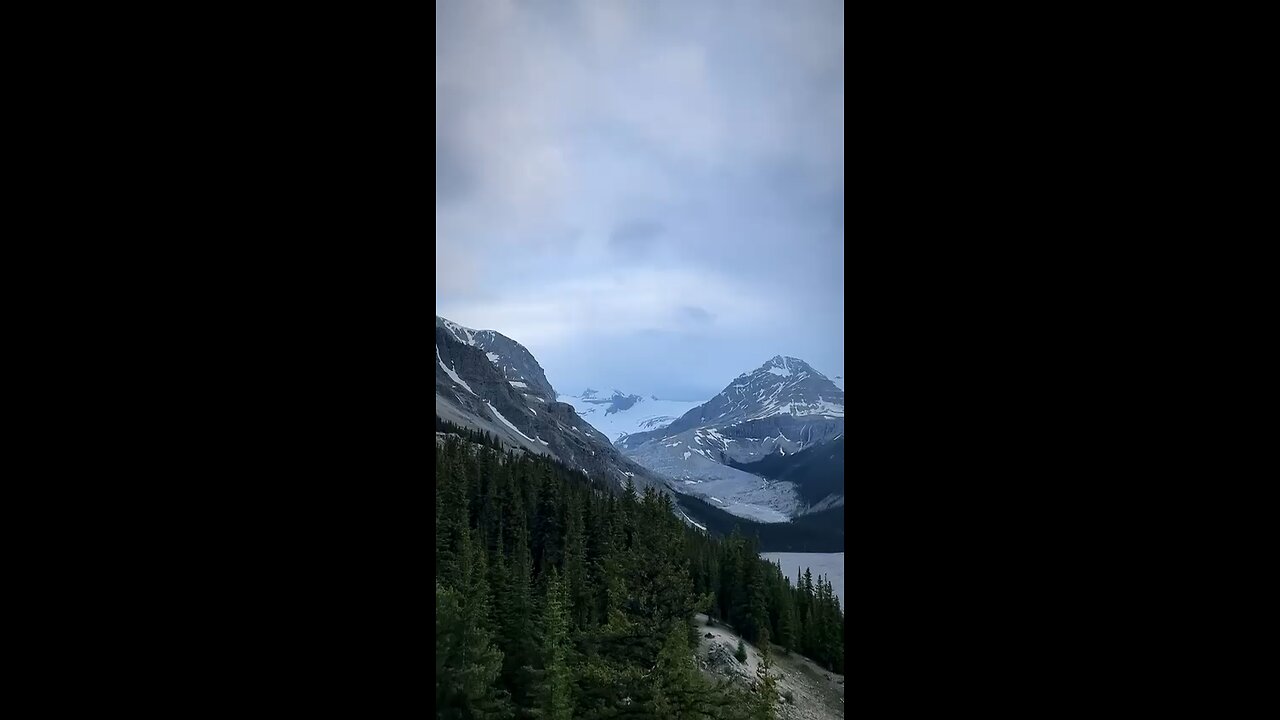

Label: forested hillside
[436,431,845,718]
[676,495,844,553]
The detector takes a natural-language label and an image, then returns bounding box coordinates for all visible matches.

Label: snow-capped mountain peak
[755,355,825,379]
[615,354,844,523]
[435,316,557,403]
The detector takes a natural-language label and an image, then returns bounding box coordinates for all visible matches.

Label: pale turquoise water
[760,552,844,610]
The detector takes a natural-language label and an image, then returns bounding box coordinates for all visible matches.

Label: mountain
[437,316,557,403]
[617,355,844,523]
[726,436,844,514]
[557,389,707,444]
[435,316,664,491]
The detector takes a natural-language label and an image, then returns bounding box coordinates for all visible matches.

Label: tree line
[436,430,844,719]
[436,416,505,450]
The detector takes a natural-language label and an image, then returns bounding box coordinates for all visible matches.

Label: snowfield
[558,392,706,443]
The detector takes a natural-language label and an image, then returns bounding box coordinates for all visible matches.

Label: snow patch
[679,511,707,531]
[436,346,476,396]
[485,401,537,444]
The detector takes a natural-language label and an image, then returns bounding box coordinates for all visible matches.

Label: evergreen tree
[434,420,844,717]
[437,580,512,718]
[536,568,573,720]
[562,489,589,628]
[534,462,563,575]
[653,620,729,719]
[750,628,778,720]
[497,523,538,715]
[776,579,796,654]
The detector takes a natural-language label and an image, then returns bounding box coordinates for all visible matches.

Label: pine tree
[653,620,726,719]
[534,462,563,575]
[497,522,538,715]
[436,442,469,590]
[435,419,839,717]
[744,551,769,643]
[750,628,778,720]
[776,580,796,654]
[536,567,573,720]
[437,580,512,718]
[562,490,589,628]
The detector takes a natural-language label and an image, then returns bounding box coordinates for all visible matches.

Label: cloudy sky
[436,0,843,401]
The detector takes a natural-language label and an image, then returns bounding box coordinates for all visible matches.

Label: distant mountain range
[558,389,706,445]
[617,356,844,523]
[435,315,843,535]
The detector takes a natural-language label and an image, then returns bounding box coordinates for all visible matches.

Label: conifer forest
[436,433,845,718]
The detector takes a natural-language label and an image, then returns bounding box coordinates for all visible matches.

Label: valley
[436,314,845,552]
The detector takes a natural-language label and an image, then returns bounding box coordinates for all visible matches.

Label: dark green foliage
[751,628,777,720]
[776,580,796,654]
[437,561,513,719]
[434,428,845,719]
[735,638,748,663]
[437,416,504,450]
[536,567,573,720]
[675,494,843,552]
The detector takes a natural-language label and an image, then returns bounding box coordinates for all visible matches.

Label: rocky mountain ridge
[435,317,666,492]
[617,355,845,523]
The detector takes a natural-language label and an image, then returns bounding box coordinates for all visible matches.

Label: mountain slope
[618,356,845,523]
[437,316,557,403]
[435,316,665,491]
[726,436,844,513]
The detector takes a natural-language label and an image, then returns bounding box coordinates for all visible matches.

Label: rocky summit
[435,316,664,491]
[617,355,845,523]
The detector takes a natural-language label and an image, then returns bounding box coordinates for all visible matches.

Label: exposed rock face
[616,356,845,523]
[620,356,843,456]
[436,316,557,403]
[435,317,667,492]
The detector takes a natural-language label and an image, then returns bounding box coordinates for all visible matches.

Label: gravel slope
[693,613,844,720]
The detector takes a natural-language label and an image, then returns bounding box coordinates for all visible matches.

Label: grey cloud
[679,305,714,325]
[436,0,843,395]
[610,219,665,254]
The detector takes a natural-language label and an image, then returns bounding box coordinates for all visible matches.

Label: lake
[760,552,844,610]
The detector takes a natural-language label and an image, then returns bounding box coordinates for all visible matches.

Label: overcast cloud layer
[436,0,843,401]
